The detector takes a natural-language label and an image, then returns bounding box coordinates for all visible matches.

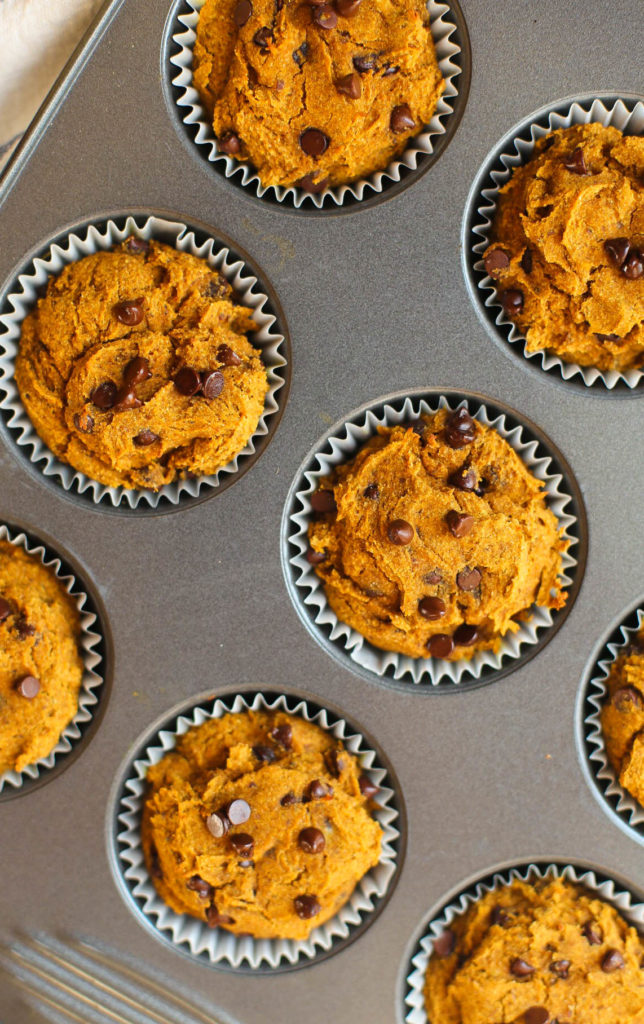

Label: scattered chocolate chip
[293,41,309,66]
[602,949,625,973]
[113,387,142,412]
[622,250,644,279]
[521,248,533,274]
[453,624,478,646]
[313,4,337,28]
[604,237,630,266]
[91,380,117,410]
[206,906,234,928]
[353,54,376,73]
[124,236,149,254]
[387,519,414,545]
[433,930,456,957]
[426,633,454,658]
[201,370,225,399]
[271,723,293,748]
[419,596,446,620]
[299,128,329,156]
[225,799,251,825]
[564,147,589,175]
[358,775,379,798]
[206,812,229,838]
[15,675,40,699]
[219,131,242,156]
[500,288,524,315]
[363,483,380,500]
[114,299,144,326]
[550,959,571,978]
[336,0,361,12]
[336,72,361,99]
[325,749,345,778]
[133,429,160,447]
[16,618,35,639]
[253,27,273,48]
[230,833,255,857]
[0,598,10,623]
[456,567,481,592]
[524,1009,549,1024]
[491,906,510,927]
[311,489,337,513]
[306,779,333,801]
[297,172,328,193]
[234,0,252,25]
[445,510,474,538]
[390,104,415,134]
[298,827,325,853]
[294,894,321,919]
[187,876,214,900]
[281,792,297,806]
[74,410,94,434]
[510,957,535,978]
[174,367,202,397]
[484,249,510,275]
[217,344,242,366]
[253,744,277,763]
[449,467,477,492]
[306,547,326,565]
[123,356,151,387]
[612,685,644,709]
[444,408,476,448]
[424,570,442,585]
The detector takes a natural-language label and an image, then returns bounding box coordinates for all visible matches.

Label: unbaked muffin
[424,877,644,1024]
[193,0,445,191]
[0,541,83,775]
[484,123,644,373]
[141,709,382,940]
[15,238,269,491]
[600,627,644,809]
[306,408,567,661]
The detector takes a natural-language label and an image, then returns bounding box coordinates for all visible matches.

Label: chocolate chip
[433,930,455,957]
[456,567,481,592]
[206,812,229,838]
[16,675,40,698]
[408,418,426,437]
[253,27,272,48]
[325,749,345,778]
[426,633,454,658]
[363,483,380,500]
[230,833,254,857]
[124,236,149,254]
[306,779,333,801]
[445,511,474,538]
[306,547,326,565]
[114,300,144,326]
[225,799,251,825]
[201,370,225,399]
[359,775,379,798]
[299,128,329,156]
[217,344,242,366]
[484,249,510,275]
[271,723,293,748]
[74,410,94,434]
[550,959,570,978]
[424,570,442,585]
[336,0,361,12]
[612,685,644,709]
[453,624,478,646]
[297,173,328,193]
[311,489,336,513]
[336,72,361,99]
[298,827,325,853]
[187,876,214,900]
[622,250,644,279]
[16,618,35,639]
[294,894,321,919]
[602,949,625,973]
[449,467,477,492]
[206,906,234,928]
[604,237,630,266]
[281,792,297,806]
[491,906,510,927]
[91,381,117,410]
[234,0,252,25]
[219,131,242,156]
[313,4,337,28]
[583,921,602,945]
[510,957,535,978]
[444,408,476,449]
[419,596,446,620]
[0,598,10,623]
[521,248,533,274]
[387,519,414,545]
[113,387,142,412]
[174,367,202,397]
[353,54,376,73]
[564,147,589,175]
[133,429,160,447]
[500,288,524,315]
[524,1009,549,1024]
[253,744,277,763]
[123,356,151,387]
[390,104,415,134]
[293,41,309,66]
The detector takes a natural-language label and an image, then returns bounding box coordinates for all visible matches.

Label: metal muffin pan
[0,1,643,1022]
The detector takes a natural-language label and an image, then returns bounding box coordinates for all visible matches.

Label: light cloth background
[0,0,103,169]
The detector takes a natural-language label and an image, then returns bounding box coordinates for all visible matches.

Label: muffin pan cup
[109,688,403,971]
[282,389,584,691]
[403,860,644,1024]
[0,213,289,512]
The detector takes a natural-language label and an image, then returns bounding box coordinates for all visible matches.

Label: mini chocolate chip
[521,248,533,274]
[297,172,328,193]
[201,369,225,399]
[313,4,337,28]
[16,618,35,639]
[219,131,242,156]
[387,519,414,545]
[113,387,142,412]
[353,54,376,73]
[225,799,251,825]
[16,675,40,699]
[271,723,293,748]
[123,356,151,387]
[336,0,361,12]
[564,147,589,174]
[234,0,252,25]
[359,775,379,798]
[0,598,10,623]
[74,411,94,434]
[294,894,321,919]
[253,27,273,48]
[444,426,476,449]
[445,511,474,538]
[419,596,446,620]
[447,408,475,435]
[293,41,309,66]
[326,749,345,778]
[500,288,524,315]
[311,489,337,513]
[510,957,535,978]
[306,547,326,565]
[298,827,325,853]
[550,959,571,978]
[124,236,149,254]
[602,949,625,973]
[114,300,144,326]
[582,921,602,945]
[253,744,277,763]
[91,381,117,410]
[187,876,214,900]
[206,906,234,928]
[336,72,361,99]
[426,633,454,658]
[456,567,481,592]
[449,467,477,492]
[453,624,478,647]
[206,812,229,838]
[622,250,644,279]
[133,429,160,447]
[390,104,415,134]
[306,779,333,801]
[174,367,202,396]
[424,570,442,585]
[612,685,644,709]
[281,792,297,806]
[299,128,329,156]
[217,344,242,366]
[604,237,630,266]
[363,483,380,500]
[484,249,510,275]
[524,1009,549,1024]
[491,906,510,927]
[433,930,456,957]
[230,833,255,857]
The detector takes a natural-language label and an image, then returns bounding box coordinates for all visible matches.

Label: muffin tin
[0,0,643,1022]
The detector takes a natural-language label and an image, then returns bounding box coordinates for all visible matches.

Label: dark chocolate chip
[445,510,474,538]
[325,749,345,778]
[206,906,234,928]
[253,27,273,48]
[484,249,510,275]
[524,1009,549,1024]
[433,930,455,957]
[313,4,337,28]
[217,344,242,366]
[306,779,333,801]
[225,799,251,825]
[426,633,454,658]
[390,104,415,134]
[113,387,142,412]
[604,237,630,266]
[353,54,377,73]
[336,72,361,99]
[445,426,475,449]
[453,624,478,647]
[602,949,625,973]
[74,411,94,434]
[124,236,149,254]
[133,429,160,447]
[16,675,40,698]
[114,299,144,326]
[187,875,214,900]
[16,618,35,639]
[510,957,535,977]
[299,128,329,156]
[219,131,242,156]
[336,0,361,12]
[500,288,524,315]
[449,467,477,492]
[387,519,414,545]
[298,827,325,853]
[418,596,446,620]
[612,685,644,709]
[491,906,510,927]
[123,356,151,387]
[174,367,202,397]
[447,408,475,434]
[271,723,293,748]
[234,0,252,25]
[363,483,380,500]
[456,567,481,592]
[253,744,277,763]
[294,894,321,919]
[230,833,255,857]
[0,598,10,623]
[358,774,379,798]
[583,921,602,945]
[622,250,644,279]
[91,380,117,410]
[549,959,571,978]
[521,248,533,274]
[206,812,229,838]
[201,370,225,399]
[293,41,309,66]
[311,489,337,513]
[564,147,589,175]
[424,570,442,585]
[306,547,327,565]
[281,791,297,806]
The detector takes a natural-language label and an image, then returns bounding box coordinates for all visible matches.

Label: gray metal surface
[0,0,643,1022]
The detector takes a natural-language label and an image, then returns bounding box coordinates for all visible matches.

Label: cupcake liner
[169,0,464,210]
[281,391,581,689]
[578,601,644,845]
[109,689,401,970]
[404,860,644,1024]
[464,94,644,391]
[0,214,288,511]
[0,522,104,794]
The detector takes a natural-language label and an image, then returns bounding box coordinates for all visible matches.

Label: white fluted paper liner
[170,0,462,209]
[284,393,579,686]
[113,690,400,968]
[0,215,287,509]
[0,523,104,793]
[582,605,644,844]
[404,860,644,1024]
[468,95,644,390]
